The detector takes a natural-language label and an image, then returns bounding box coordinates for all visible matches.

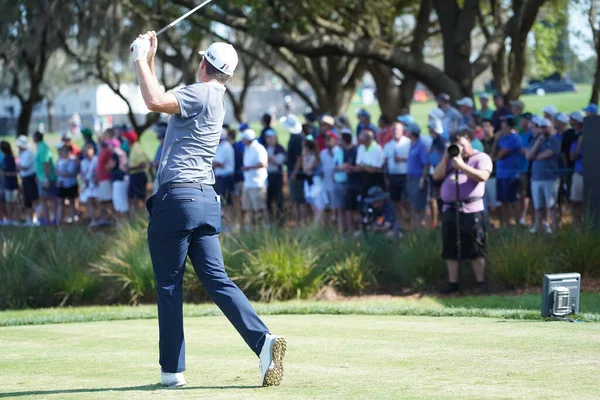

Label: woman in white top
[80,143,100,227]
[15,135,39,225]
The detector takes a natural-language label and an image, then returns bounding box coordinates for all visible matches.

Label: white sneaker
[160,371,187,388]
[519,218,527,227]
[529,226,537,234]
[259,334,287,387]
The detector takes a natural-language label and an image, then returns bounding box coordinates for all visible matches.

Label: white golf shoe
[259,334,287,387]
[160,371,187,388]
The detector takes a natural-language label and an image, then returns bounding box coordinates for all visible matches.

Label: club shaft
[156,0,213,36]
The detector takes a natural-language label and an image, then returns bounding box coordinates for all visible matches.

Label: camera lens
[448,144,461,157]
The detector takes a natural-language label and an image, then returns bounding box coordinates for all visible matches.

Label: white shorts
[531,180,559,210]
[242,186,266,211]
[570,173,584,202]
[112,178,129,213]
[304,177,327,211]
[80,185,98,203]
[97,180,112,202]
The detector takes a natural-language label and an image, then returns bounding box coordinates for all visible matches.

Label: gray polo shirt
[157,82,226,186]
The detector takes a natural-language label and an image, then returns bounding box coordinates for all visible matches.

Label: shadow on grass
[0,384,261,398]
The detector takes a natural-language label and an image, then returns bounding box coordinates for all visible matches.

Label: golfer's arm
[135,60,180,115]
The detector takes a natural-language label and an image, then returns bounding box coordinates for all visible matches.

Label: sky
[569,2,595,59]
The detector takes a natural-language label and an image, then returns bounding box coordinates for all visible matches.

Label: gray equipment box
[541,273,581,317]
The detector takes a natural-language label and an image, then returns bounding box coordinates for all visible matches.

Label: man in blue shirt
[406,124,430,230]
[517,113,534,226]
[526,118,561,234]
[491,95,511,132]
[492,115,521,227]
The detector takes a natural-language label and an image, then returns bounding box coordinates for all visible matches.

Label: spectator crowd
[0,95,591,235]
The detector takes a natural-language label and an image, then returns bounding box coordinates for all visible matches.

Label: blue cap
[357,109,370,118]
[583,103,598,114]
[265,129,277,137]
[407,123,421,135]
[239,123,250,131]
[397,115,415,125]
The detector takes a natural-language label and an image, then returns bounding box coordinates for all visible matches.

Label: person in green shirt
[510,100,525,133]
[33,131,57,224]
[478,93,495,120]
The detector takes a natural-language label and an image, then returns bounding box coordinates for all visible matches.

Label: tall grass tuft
[0,231,35,309]
[328,252,375,295]
[487,230,555,289]
[390,230,446,288]
[553,223,600,278]
[228,231,324,302]
[91,220,156,305]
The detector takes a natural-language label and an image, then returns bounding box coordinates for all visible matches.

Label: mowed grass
[0,314,598,400]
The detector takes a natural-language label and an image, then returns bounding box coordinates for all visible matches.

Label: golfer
[131,31,286,388]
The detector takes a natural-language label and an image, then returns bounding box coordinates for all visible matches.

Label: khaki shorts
[242,186,267,211]
[570,172,584,202]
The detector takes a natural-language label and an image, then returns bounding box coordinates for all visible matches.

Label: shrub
[228,231,324,302]
[0,231,35,309]
[486,230,556,289]
[327,252,375,295]
[554,224,600,278]
[91,221,156,305]
[386,230,446,288]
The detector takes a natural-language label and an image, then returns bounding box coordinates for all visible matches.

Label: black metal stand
[455,169,461,274]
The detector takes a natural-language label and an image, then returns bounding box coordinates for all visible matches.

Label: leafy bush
[388,231,446,288]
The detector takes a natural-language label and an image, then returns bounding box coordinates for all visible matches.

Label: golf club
[131,0,213,52]
[156,0,213,36]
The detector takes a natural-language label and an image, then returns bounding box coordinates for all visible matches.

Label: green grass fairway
[0,315,598,400]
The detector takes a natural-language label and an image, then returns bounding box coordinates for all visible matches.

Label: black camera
[447,144,462,157]
[359,197,375,227]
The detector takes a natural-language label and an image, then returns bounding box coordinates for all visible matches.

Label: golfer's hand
[146,31,158,63]
[451,156,465,171]
[130,35,151,63]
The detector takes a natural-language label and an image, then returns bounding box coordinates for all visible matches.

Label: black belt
[158,182,214,192]
[443,197,483,206]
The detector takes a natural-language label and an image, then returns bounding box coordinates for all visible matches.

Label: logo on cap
[206,51,216,62]
[221,63,229,71]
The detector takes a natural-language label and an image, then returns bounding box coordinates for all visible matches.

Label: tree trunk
[47,98,55,133]
[592,56,600,105]
[399,76,418,112]
[17,100,35,137]
[433,0,478,99]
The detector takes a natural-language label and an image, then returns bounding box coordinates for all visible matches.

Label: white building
[0,83,151,136]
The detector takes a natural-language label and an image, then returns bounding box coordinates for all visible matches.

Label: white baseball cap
[15,135,29,149]
[429,108,445,120]
[555,113,570,124]
[241,129,256,141]
[199,43,238,76]
[428,119,443,134]
[456,97,474,108]
[570,111,585,124]
[280,115,302,134]
[542,105,558,117]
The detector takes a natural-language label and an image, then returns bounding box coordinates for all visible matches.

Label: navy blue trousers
[147,183,269,373]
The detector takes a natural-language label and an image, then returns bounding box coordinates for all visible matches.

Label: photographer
[359,186,402,238]
[433,131,493,294]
